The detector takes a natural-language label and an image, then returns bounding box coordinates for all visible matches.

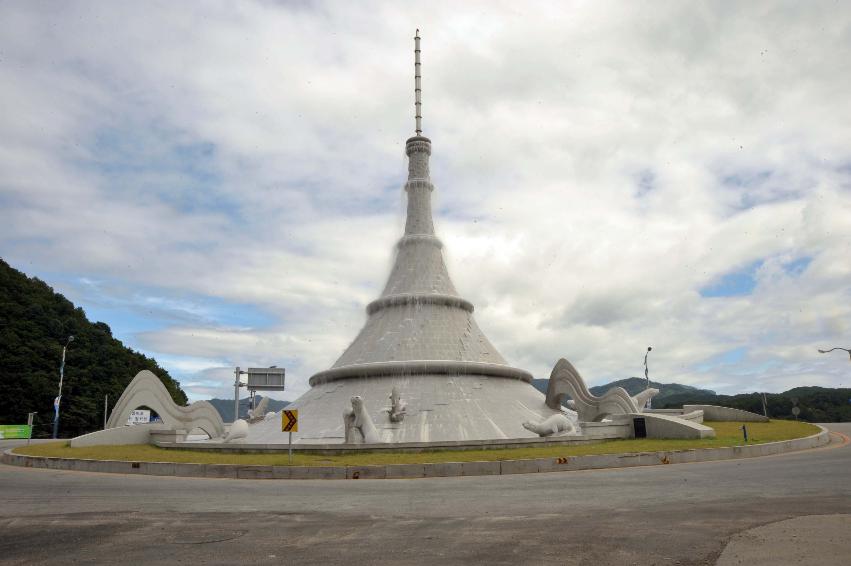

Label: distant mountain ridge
[531,377,851,422]
[590,377,716,401]
[530,377,715,403]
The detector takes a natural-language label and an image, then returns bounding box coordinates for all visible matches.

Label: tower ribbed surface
[311,135,522,382]
[331,303,506,367]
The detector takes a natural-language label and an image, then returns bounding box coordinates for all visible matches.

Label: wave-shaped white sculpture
[106,370,225,438]
[545,358,640,422]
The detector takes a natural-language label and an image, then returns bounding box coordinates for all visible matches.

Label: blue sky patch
[784,256,812,276]
[82,125,243,220]
[49,274,279,355]
[699,260,763,297]
[694,346,748,372]
[722,170,772,189]
[635,169,655,198]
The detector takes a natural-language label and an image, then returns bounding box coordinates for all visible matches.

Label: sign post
[233,367,247,423]
[282,409,298,464]
[27,412,36,445]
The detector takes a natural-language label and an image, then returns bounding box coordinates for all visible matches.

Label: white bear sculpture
[386,387,407,423]
[522,413,575,437]
[223,419,249,443]
[343,396,382,444]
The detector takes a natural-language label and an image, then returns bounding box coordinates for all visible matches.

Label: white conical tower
[311,131,512,375]
[310,30,527,385]
[248,31,558,444]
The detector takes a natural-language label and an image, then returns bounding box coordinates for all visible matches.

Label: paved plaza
[0,424,849,565]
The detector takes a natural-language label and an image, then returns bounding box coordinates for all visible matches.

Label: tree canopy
[0,258,187,437]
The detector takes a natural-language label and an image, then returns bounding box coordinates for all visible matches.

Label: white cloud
[1,1,849,400]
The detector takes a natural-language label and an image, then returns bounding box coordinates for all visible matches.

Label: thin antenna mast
[414,29,422,135]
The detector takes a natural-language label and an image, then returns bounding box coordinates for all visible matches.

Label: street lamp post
[233,367,247,423]
[818,347,851,361]
[644,346,652,410]
[52,335,74,439]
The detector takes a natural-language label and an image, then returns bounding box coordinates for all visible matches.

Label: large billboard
[246,368,285,391]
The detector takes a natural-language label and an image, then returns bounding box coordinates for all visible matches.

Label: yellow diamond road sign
[282,409,298,432]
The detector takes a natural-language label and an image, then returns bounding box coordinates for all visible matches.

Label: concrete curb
[2,426,830,480]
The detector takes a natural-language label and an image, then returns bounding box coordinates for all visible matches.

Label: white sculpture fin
[106,370,225,438]
[545,358,640,422]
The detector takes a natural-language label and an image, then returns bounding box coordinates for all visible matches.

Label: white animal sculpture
[223,419,249,443]
[247,397,270,423]
[386,387,407,423]
[632,388,659,410]
[522,413,575,437]
[343,396,381,444]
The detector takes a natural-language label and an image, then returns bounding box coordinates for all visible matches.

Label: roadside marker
[282,410,299,464]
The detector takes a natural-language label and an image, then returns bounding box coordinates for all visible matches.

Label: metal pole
[234,366,241,423]
[288,431,293,465]
[643,346,652,410]
[27,412,36,446]
[817,347,851,361]
[104,394,108,429]
[53,336,73,439]
[414,29,422,135]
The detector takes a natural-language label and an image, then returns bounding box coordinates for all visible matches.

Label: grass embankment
[14,420,820,467]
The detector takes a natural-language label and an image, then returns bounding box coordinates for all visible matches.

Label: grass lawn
[14,420,820,467]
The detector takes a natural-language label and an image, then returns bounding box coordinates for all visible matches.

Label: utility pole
[644,346,653,409]
[52,336,74,439]
[27,412,36,446]
[104,394,109,429]
[233,367,247,423]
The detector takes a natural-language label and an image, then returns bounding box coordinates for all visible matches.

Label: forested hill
[531,377,715,405]
[532,376,851,422]
[588,377,717,402]
[0,258,187,438]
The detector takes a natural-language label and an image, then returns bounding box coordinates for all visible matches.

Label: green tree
[0,258,187,437]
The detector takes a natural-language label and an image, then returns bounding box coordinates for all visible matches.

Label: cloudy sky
[2,1,849,401]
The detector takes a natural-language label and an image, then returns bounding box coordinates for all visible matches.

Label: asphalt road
[0,424,849,566]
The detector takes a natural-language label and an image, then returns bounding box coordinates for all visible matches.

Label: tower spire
[308,28,533,398]
[414,29,422,136]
